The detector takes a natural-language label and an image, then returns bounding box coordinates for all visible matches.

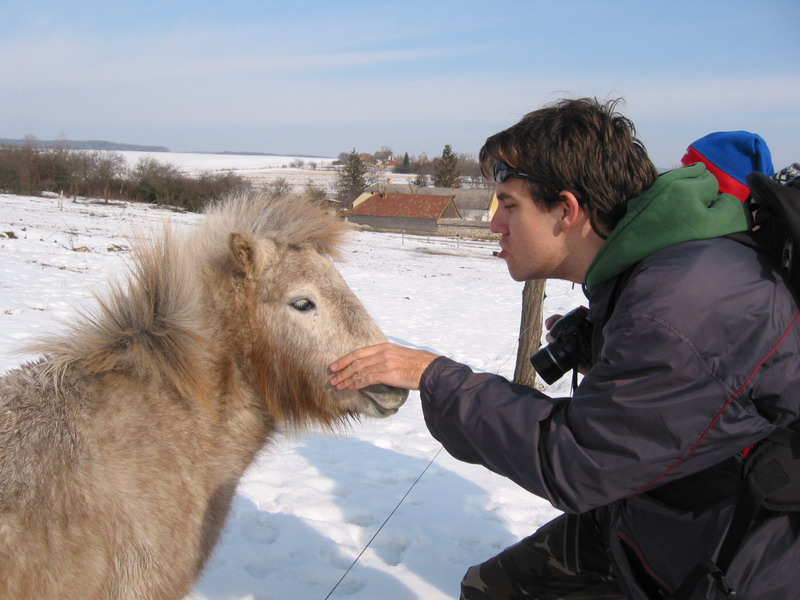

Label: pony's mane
[29,191,349,402]
[200,191,349,260]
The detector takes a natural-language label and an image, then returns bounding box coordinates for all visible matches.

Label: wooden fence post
[513,279,546,386]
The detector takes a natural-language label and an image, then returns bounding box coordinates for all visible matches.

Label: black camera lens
[530,339,577,385]
[529,306,592,385]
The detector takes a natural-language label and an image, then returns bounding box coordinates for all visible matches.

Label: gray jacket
[421,230,800,595]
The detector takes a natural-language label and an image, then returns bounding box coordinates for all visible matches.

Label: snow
[116,149,415,190]
[114,150,346,192]
[116,151,336,174]
[0,168,585,599]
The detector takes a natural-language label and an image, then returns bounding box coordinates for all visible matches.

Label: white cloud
[625,76,800,118]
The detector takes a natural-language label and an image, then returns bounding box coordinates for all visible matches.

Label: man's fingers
[329,343,438,391]
[329,343,387,388]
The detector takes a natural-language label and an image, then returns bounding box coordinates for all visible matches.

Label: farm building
[345,193,460,234]
[364,184,495,221]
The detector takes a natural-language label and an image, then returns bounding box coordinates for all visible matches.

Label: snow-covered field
[116,150,415,191]
[0,180,583,599]
[116,149,341,190]
[118,151,335,173]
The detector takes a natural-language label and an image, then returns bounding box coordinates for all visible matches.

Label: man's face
[490,178,565,282]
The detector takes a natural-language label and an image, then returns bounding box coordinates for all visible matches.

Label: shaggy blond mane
[201,191,349,259]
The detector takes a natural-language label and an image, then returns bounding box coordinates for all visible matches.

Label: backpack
[736,167,800,299]
[671,167,800,599]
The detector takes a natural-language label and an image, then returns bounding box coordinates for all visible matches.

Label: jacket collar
[584,164,750,294]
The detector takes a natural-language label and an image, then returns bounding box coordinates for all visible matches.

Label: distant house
[453,189,497,221]
[364,183,495,221]
[345,193,461,233]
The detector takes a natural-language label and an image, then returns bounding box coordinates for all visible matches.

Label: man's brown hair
[479,97,658,234]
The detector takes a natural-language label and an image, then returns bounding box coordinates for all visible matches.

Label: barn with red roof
[345,193,461,233]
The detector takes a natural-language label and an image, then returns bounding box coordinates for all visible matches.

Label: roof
[366,184,494,211]
[347,193,459,220]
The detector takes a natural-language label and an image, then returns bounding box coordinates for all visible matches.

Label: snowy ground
[0,182,584,599]
[116,150,415,191]
[117,151,336,174]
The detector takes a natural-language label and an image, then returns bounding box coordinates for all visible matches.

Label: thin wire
[324,446,444,600]
[494,321,535,375]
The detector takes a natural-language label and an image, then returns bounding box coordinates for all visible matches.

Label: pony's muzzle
[360,384,408,417]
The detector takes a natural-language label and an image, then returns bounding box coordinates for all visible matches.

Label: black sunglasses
[493,160,556,188]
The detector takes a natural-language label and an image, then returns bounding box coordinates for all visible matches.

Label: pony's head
[199,192,408,427]
[29,191,407,427]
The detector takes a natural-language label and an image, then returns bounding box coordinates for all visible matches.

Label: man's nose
[490,210,507,234]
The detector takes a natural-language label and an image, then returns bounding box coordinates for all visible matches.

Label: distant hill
[0,138,170,152]
[0,139,332,159]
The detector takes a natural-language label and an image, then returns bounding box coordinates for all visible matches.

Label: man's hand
[544,312,592,376]
[329,343,439,391]
[544,313,563,343]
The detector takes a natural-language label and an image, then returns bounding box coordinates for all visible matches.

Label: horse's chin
[359,384,408,418]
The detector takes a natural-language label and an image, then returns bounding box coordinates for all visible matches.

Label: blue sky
[1,0,798,167]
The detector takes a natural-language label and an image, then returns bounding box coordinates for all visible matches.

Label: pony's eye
[290,297,316,312]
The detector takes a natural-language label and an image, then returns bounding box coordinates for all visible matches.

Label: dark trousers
[460,513,626,600]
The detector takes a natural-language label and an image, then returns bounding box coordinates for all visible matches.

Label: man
[330,98,800,599]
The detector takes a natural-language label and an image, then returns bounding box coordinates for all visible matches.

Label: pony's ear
[230,232,276,278]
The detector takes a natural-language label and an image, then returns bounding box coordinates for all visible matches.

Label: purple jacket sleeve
[420,356,566,504]
[420,309,776,514]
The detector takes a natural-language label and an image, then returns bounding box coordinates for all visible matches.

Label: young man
[330,98,800,599]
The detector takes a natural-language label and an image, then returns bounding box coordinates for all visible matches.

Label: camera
[530,306,593,385]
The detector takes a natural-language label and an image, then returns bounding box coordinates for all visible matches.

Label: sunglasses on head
[493,160,556,188]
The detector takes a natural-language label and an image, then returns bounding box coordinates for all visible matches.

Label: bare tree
[88,151,127,201]
[264,177,292,199]
[303,180,329,207]
[131,156,183,205]
[373,146,394,164]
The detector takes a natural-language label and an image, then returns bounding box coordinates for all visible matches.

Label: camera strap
[570,367,580,395]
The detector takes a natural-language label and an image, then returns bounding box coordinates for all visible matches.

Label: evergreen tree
[335,149,369,209]
[395,152,412,174]
[432,144,462,188]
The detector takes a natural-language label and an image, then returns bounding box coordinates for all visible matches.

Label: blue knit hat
[681,131,774,202]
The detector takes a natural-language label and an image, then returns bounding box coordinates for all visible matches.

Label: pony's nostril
[362,384,409,414]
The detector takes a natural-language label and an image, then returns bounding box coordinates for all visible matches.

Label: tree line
[335,145,485,184]
[332,144,491,209]
[0,144,251,211]
[0,140,489,212]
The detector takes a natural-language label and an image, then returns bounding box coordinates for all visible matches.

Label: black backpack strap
[713,475,768,579]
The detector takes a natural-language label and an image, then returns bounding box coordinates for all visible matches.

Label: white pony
[0,192,407,599]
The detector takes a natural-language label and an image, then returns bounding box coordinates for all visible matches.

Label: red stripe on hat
[681,147,750,202]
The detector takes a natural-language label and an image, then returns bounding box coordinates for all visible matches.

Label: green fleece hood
[584,163,751,293]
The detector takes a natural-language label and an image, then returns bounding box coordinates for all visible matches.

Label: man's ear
[558,191,583,230]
